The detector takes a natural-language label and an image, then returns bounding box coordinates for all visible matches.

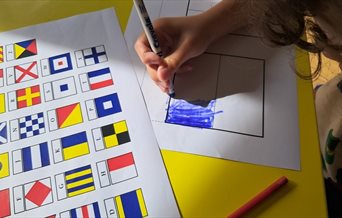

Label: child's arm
[134,0,249,93]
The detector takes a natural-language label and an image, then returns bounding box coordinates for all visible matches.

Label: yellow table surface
[0,1,327,217]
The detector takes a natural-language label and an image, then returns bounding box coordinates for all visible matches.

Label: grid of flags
[92,120,131,151]
[97,152,137,187]
[55,165,95,200]
[51,131,89,163]
[12,142,50,174]
[0,42,150,216]
[85,93,122,120]
[13,178,53,213]
[47,103,83,131]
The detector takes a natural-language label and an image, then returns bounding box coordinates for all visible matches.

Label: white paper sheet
[125,0,300,170]
[0,9,179,217]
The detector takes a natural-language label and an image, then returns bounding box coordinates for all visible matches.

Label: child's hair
[247,0,340,79]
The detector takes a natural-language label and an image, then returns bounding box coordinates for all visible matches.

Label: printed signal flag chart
[0,9,179,217]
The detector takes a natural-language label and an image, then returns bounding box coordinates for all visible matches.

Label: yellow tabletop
[0,1,327,217]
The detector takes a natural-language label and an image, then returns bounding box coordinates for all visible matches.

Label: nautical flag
[14,39,37,59]
[75,45,108,67]
[6,61,39,85]
[0,122,7,145]
[97,152,137,187]
[6,39,37,61]
[0,46,3,63]
[51,131,89,163]
[85,93,121,120]
[9,112,45,141]
[92,120,130,151]
[79,67,113,92]
[0,188,10,217]
[0,153,9,179]
[47,103,83,131]
[0,93,5,114]
[0,69,4,87]
[43,76,77,101]
[115,189,148,218]
[13,178,53,213]
[12,142,50,174]
[41,53,73,76]
[55,165,95,200]
[60,202,101,218]
[7,85,41,111]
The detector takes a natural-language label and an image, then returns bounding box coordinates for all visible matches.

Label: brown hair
[248,0,337,79]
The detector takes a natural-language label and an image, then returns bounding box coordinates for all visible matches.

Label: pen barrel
[228,176,288,218]
[133,0,163,57]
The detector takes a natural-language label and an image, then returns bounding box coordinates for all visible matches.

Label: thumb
[157,46,191,81]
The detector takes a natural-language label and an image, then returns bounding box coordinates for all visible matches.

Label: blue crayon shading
[165,99,223,128]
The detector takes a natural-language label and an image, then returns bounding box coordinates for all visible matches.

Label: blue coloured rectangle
[61,131,87,148]
[39,142,50,167]
[120,190,142,218]
[87,67,110,78]
[22,146,33,171]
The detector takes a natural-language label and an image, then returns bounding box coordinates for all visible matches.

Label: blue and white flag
[12,142,50,174]
[43,76,77,101]
[85,93,122,120]
[75,45,108,67]
[41,53,73,76]
[0,122,7,145]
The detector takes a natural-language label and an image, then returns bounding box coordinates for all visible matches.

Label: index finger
[135,32,165,66]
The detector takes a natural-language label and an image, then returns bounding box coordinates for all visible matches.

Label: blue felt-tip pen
[133,0,175,97]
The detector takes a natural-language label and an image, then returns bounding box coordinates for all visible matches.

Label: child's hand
[134,15,211,93]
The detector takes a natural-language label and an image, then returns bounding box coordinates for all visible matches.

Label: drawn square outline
[165,52,265,138]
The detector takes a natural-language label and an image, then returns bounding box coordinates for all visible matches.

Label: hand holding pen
[134,0,212,96]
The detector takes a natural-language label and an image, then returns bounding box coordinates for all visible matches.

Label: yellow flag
[0,93,5,114]
[0,152,9,178]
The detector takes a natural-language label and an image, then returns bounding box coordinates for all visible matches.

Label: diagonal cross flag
[15,61,38,83]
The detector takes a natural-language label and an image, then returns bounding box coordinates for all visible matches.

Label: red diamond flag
[25,180,51,206]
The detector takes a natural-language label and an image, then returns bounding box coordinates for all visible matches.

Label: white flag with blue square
[43,76,77,101]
